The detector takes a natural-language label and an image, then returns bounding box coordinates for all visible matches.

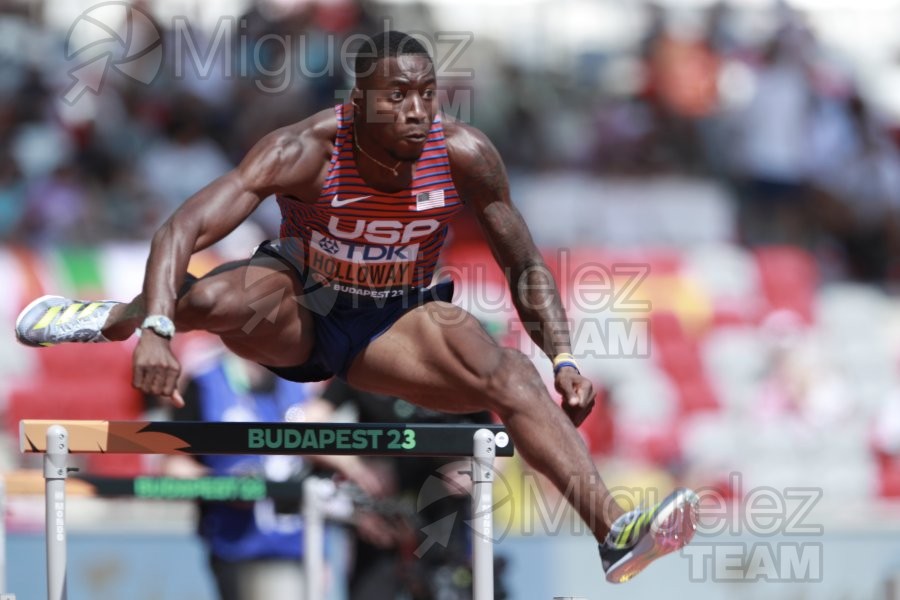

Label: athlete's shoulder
[239,107,339,193]
[441,116,503,170]
[259,106,338,159]
[442,116,495,153]
[441,116,507,200]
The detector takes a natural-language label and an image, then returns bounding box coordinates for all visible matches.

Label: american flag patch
[415,189,445,211]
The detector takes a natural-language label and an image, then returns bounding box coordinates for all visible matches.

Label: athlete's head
[351,31,436,163]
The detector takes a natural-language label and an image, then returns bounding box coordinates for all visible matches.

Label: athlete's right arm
[142,128,311,319]
[133,124,323,402]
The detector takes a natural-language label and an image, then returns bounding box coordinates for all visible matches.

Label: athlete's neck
[352,124,414,193]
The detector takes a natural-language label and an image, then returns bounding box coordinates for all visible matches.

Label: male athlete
[16,31,698,583]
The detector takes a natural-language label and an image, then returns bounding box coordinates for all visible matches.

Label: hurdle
[19,420,514,600]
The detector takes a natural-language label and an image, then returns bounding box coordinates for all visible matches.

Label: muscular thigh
[178,257,315,367]
[346,302,505,413]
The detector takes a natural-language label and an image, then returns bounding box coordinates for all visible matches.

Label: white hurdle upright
[301,476,355,600]
[44,425,69,600]
[19,420,512,600]
[472,428,497,600]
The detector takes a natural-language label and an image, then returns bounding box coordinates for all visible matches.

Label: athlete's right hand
[133,332,184,407]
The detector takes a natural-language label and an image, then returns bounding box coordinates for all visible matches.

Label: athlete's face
[356,55,437,162]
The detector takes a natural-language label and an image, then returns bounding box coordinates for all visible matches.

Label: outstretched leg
[346,301,625,541]
[346,301,698,583]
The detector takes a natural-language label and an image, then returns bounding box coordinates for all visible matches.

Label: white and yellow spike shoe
[15,295,118,347]
[600,487,700,584]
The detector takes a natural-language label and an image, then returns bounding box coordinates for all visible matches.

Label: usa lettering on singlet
[276,105,462,296]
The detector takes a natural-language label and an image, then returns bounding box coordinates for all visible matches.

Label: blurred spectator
[163,351,311,600]
[807,92,900,284]
[755,309,851,434]
[730,25,817,246]
[137,94,233,223]
[0,150,25,240]
[4,0,896,275]
[643,13,721,172]
[307,379,508,600]
[22,164,89,245]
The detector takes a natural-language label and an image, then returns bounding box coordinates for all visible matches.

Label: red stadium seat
[649,310,720,414]
[579,389,616,457]
[439,241,507,287]
[875,450,900,498]
[85,453,145,477]
[35,343,135,380]
[9,381,141,420]
[649,310,685,344]
[674,374,720,414]
[616,421,682,466]
[649,311,700,376]
[7,380,142,433]
[754,246,818,324]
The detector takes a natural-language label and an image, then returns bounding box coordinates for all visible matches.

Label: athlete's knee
[480,348,545,417]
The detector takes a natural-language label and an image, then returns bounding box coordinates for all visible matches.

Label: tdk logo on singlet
[327,216,440,245]
[311,231,420,262]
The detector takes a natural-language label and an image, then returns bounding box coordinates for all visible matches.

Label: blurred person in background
[138,94,233,225]
[307,378,507,600]
[161,348,383,600]
[730,23,818,246]
[755,309,850,434]
[21,162,90,244]
[806,91,900,284]
[641,7,721,173]
[0,150,26,241]
[161,350,311,600]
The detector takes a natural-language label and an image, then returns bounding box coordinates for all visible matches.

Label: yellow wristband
[552,353,580,375]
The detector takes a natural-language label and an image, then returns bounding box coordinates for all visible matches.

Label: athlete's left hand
[555,368,594,427]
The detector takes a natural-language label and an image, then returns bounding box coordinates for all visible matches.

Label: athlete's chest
[314,164,461,240]
[327,192,453,234]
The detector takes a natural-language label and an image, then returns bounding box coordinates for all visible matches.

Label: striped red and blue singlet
[276,104,462,298]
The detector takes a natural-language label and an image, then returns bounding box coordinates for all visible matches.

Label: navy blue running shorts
[252,240,454,382]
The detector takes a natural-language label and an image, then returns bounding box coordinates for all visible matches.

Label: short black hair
[354,31,432,81]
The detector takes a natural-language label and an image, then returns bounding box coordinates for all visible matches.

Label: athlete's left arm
[447,123,594,425]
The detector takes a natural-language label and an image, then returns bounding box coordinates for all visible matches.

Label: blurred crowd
[1,0,899,287]
[0,0,375,244]
[496,1,900,285]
